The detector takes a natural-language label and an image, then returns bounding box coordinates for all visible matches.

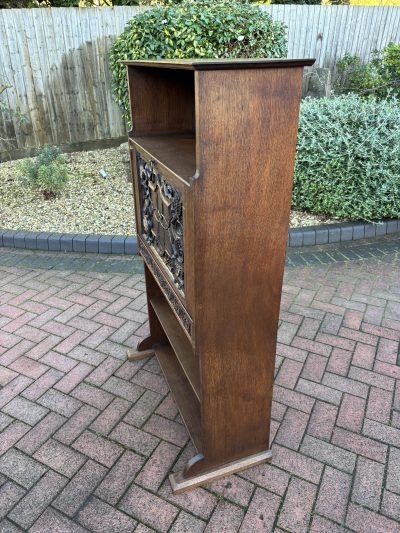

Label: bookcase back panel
[128,68,195,136]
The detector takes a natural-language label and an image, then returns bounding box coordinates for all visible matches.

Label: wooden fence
[1,5,400,155]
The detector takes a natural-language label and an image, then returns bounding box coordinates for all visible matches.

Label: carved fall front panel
[136,152,184,292]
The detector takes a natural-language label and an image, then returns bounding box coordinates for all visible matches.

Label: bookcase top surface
[122,58,315,70]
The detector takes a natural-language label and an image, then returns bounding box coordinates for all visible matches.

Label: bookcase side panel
[193,67,304,466]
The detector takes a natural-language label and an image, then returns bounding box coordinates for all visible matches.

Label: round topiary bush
[110,0,287,117]
[293,94,400,221]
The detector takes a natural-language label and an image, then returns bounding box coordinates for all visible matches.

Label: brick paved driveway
[0,237,399,533]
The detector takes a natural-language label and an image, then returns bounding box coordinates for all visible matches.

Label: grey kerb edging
[0,219,399,255]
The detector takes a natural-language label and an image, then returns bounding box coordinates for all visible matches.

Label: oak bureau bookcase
[123,58,314,493]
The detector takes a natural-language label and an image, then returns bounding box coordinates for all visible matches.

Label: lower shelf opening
[155,343,202,453]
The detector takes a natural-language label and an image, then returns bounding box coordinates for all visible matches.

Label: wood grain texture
[192,66,305,470]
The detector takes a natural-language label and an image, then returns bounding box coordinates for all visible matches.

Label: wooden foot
[169,449,272,494]
[127,348,155,361]
[137,335,154,351]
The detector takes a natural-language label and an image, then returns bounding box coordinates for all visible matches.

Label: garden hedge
[110,0,287,118]
[293,94,400,221]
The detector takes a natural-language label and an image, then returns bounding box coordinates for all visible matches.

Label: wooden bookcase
[124,58,314,493]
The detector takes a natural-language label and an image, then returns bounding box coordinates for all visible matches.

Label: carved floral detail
[137,153,184,292]
[139,240,192,337]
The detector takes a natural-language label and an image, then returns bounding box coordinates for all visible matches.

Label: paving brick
[352,457,384,511]
[310,516,349,533]
[170,511,206,533]
[0,340,34,366]
[275,358,303,389]
[95,450,143,506]
[276,343,308,363]
[366,387,392,423]
[278,477,317,533]
[205,474,253,508]
[76,496,137,532]
[21,368,64,402]
[102,375,144,403]
[346,502,400,533]
[331,427,387,463]
[352,343,376,370]
[274,407,308,450]
[54,404,99,445]
[156,393,179,420]
[73,430,123,467]
[376,338,399,364]
[308,401,337,441]
[120,484,178,532]
[37,386,80,419]
[326,347,352,376]
[240,464,288,499]
[30,507,88,533]
[143,414,189,447]
[315,466,351,524]
[53,362,93,394]
[135,441,180,492]
[86,356,122,387]
[374,360,400,380]
[0,449,47,488]
[3,396,48,426]
[381,490,400,521]
[8,470,68,529]
[0,367,18,387]
[337,394,366,432]
[8,356,48,379]
[271,444,323,484]
[24,335,63,361]
[298,317,321,339]
[53,460,107,516]
[349,365,395,391]
[0,375,33,409]
[39,350,78,373]
[16,412,66,454]
[322,372,369,398]
[204,500,244,533]
[131,369,169,395]
[363,418,400,447]
[0,414,12,432]
[34,438,86,478]
[0,482,25,519]
[110,422,159,457]
[301,434,356,473]
[123,390,163,428]
[387,447,400,495]
[273,385,315,413]
[292,336,332,357]
[0,421,30,455]
[296,378,342,405]
[71,382,113,411]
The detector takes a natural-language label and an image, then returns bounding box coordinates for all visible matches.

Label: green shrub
[293,94,400,221]
[16,145,69,199]
[110,0,287,117]
[335,43,400,98]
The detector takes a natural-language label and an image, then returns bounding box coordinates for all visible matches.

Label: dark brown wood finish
[125,58,314,491]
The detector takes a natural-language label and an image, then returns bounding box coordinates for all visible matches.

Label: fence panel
[0,5,399,153]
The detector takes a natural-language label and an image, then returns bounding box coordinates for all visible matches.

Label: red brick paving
[0,246,399,532]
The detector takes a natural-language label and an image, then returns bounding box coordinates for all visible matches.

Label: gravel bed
[0,147,340,234]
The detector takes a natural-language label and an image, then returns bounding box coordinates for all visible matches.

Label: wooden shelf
[131,134,196,182]
[155,343,202,452]
[150,298,200,400]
